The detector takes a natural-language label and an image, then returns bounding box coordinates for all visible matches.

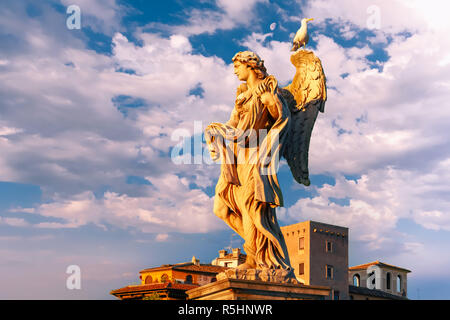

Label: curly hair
[232,51,268,80]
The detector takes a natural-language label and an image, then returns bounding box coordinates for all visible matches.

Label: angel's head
[232,51,268,81]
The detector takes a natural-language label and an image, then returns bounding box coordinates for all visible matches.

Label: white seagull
[291,18,314,51]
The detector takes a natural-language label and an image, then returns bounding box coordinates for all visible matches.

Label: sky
[0,0,450,299]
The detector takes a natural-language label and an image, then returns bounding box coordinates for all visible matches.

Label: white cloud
[30,174,221,233]
[143,0,268,36]
[240,32,293,85]
[0,217,30,227]
[233,0,450,261]
[308,28,450,175]
[413,211,450,232]
[0,2,237,197]
[217,0,268,24]
[0,2,236,233]
[155,233,169,242]
[2,0,450,253]
[0,126,23,136]
[59,0,129,34]
[286,159,450,242]
[301,0,429,33]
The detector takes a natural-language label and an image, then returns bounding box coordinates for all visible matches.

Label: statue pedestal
[186,269,330,300]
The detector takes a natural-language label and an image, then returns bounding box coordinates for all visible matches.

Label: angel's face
[234,61,250,82]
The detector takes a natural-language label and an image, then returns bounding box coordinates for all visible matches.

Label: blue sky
[1,0,450,299]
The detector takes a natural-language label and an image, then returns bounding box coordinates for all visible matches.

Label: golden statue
[205,24,326,280]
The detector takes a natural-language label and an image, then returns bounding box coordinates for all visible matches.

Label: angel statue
[205,31,326,279]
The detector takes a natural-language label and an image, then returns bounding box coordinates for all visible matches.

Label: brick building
[281,221,349,300]
[111,220,411,300]
[110,256,227,300]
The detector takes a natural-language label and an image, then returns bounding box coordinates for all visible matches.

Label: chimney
[219,250,227,258]
[232,248,240,258]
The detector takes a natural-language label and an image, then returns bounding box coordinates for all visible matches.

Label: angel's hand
[261,92,280,120]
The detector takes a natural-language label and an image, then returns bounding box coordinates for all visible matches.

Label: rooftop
[281,220,349,230]
[349,285,408,300]
[174,264,229,274]
[216,252,247,260]
[349,261,411,273]
[110,282,199,295]
[140,262,229,274]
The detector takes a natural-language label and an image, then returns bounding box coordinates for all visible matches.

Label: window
[161,274,169,283]
[326,265,334,280]
[386,272,391,290]
[397,275,402,292]
[299,237,305,250]
[298,263,304,275]
[333,290,340,300]
[185,275,193,284]
[326,241,333,253]
[353,274,360,287]
[145,275,153,284]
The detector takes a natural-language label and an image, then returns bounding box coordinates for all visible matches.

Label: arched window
[161,274,169,283]
[386,272,391,290]
[397,275,402,292]
[353,274,360,287]
[145,275,153,284]
[185,275,193,284]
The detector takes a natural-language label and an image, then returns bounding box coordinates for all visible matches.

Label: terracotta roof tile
[110,282,199,295]
[349,261,411,273]
[139,263,228,274]
[173,264,228,274]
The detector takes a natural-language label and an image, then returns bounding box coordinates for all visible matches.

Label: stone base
[186,278,330,300]
[217,268,299,284]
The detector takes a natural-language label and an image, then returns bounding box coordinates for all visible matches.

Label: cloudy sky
[1,0,449,299]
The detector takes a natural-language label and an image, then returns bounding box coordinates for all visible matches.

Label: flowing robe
[205,75,292,269]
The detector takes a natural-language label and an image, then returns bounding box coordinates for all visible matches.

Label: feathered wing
[279,50,327,186]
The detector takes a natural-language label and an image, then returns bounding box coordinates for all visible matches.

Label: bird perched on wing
[291,18,314,52]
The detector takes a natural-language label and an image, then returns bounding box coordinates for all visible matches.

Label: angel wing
[279,50,327,186]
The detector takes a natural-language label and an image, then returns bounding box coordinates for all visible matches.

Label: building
[110,220,411,300]
[281,221,349,300]
[211,248,246,267]
[139,256,226,286]
[110,256,228,300]
[348,261,410,300]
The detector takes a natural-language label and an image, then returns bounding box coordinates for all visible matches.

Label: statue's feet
[236,256,256,271]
